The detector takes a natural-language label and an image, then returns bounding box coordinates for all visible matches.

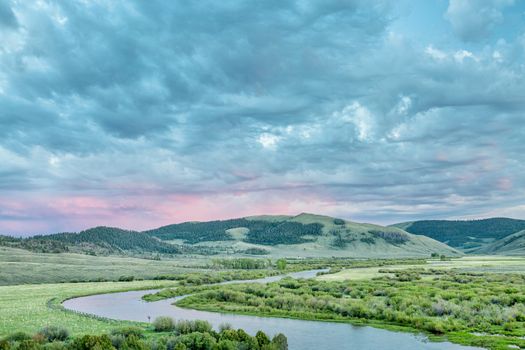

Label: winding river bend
[63,270,482,350]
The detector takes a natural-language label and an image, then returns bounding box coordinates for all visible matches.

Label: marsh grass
[171,270,525,350]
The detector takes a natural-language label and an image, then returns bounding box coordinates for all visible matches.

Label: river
[63,269,482,350]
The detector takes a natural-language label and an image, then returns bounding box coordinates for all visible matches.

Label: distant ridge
[475,230,525,255]
[144,213,460,258]
[45,226,181,254]
[1,213,460,258]
[1,226,180,255]
[392,218,525,251]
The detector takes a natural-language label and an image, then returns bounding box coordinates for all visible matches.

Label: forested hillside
[144,219,246,243]
[0,235,69,253]
[46,227,181,254]
[144,218,323,245]
[1,227,181,255]
[475,230,525,255]
[393,218,525,248]
[0,214,460,258]
[145,214,459,258]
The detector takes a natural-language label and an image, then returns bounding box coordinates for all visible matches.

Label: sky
[1,0,525,236]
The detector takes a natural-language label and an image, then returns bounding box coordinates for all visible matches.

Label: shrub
[16,340,40,350]
[216,339,236,350]
[153,317,175,332]
[331,233,347,248]
[121,335,148,350]
[165,338,178,350]
[118,276,135,282]
[212,258,269,269]
[241,248,269,255]
[369,230,409,245]
[0,340,9,350]
[38,326,69,342]
[176,332,216,350]
[70,335,114,350]
[394,271,421,281]
[232,330,258,349]
[360,237,375,244]
[333,218,345,225]
[503,322,518,332]
[271,334,288,350]
[193,320,212,334]
[431,300,449,316]
[173,320,212,335]
[42,342,67,350]
[110,327,144,339]
[255,331,270,347]
[276,259,287,271]
[4,332,31,342]
[218,330,239,342]
[110,334,125,349]
[32,333,46,344]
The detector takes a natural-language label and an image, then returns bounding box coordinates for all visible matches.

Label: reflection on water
[64,270,483,350]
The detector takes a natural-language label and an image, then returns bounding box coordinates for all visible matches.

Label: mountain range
[0,213,458,258]
[2,214,524,258]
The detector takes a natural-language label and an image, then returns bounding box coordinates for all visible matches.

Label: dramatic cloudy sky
[1,0,525,235]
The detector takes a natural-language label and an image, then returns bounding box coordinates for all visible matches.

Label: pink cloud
[0,189,341,236]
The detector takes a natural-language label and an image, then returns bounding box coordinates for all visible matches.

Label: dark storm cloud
[1,0,525,234]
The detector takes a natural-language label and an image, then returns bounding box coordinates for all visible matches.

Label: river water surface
[63,269,483,350]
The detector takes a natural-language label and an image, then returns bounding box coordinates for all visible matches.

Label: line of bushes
[0,321,288,350]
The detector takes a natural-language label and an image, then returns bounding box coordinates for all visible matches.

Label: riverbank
[0,280,179,336]
[62,269,484,350]
[167,270,525,350]
[174,297,512,350]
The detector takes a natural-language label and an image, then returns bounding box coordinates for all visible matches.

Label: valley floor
[0,246,208,285]
[2,252,525,350]
[0,280,179,336]
[318,256,525,281]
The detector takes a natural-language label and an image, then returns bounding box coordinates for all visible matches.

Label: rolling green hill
[144,216,324,246]
[392,218,525,251]
[0,214,460,258]
[48,226,182,254]
[146,213,460,258]
[474,230,525,255]
[1,227,181,256]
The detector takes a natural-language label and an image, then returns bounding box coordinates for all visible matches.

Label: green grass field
[0,247,210,285]
[317,256,525,281]
[0,280,179,336]
[2,250,525,350]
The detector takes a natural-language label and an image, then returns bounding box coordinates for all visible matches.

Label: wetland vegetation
[0,322,287,350]
[2,215,525,350]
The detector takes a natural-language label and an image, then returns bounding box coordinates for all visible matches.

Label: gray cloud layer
[1,0,525,235]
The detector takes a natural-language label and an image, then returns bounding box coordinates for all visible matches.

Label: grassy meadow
[0,278,287,350]
[0,280,180,336]
[318,256,525,281]
[2,249,525,350]
[0,247,209,285]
